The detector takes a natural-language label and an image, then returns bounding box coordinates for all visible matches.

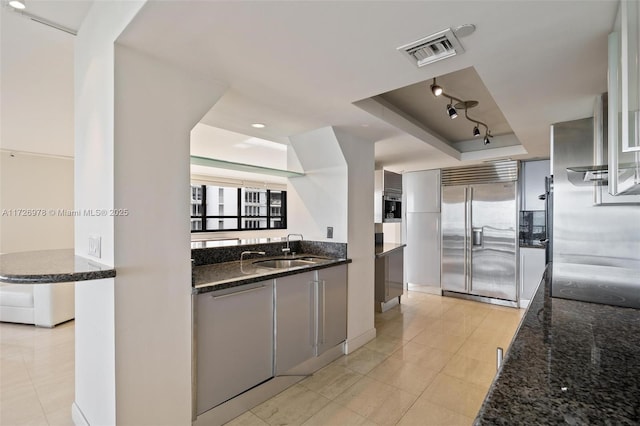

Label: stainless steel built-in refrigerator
[441,163,518,303]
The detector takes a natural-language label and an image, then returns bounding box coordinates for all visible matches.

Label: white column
[334,128,376,352]
[74,2,227,424]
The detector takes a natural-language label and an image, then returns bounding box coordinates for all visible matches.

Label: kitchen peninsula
[191,237,351,425]
[475,266,640,424]
[191,237,349,292]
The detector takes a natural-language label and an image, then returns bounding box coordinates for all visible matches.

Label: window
[191,186,202,201]
[190,184,287,232]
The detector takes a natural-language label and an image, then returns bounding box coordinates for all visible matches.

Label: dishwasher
[195,280,274,416]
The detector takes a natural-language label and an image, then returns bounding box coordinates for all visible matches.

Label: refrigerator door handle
[463,187,469,292]
[467,187,473,293]
[472,228,483,247]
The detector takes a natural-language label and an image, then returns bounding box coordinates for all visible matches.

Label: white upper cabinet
[404,170,441,213]
[521,160,549,211]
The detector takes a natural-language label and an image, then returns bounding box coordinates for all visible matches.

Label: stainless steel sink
[297,256,329,262]
[253,256,332,269]
[253,259,316,269]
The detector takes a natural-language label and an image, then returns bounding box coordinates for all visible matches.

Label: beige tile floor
[1,320,75,426]
[0,292,523,426]
[232,292,524,426]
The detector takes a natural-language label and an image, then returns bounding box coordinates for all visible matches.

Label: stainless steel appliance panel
[275,271,316,375]
[441,185,467,293]
[552,118,640,308]
[196,280,274,415]
[469,182,517,300]
[375,248,404,308]
[316,265,347,356]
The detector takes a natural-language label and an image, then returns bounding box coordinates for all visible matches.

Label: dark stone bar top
[193,255,350,294]
[0,249,116,284]
[475,265,640,425]
[374,243,406,258]
[192,239,350,294]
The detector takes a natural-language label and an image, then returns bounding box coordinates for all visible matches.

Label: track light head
[483,135,491,145]
[473,126,480,137]
[446,104,458,119]
[431,78,443,96]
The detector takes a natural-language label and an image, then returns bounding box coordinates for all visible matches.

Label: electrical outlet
[88,235,101,258]
[326,226,333,239]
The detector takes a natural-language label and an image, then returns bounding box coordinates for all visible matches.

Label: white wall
[381,223,402,244]
[0,7,75,157]
[287,127,348,242]
[0,151,74,253]
[0,7,75,254]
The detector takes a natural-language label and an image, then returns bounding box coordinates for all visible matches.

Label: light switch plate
[88,235,101,258]
[326,226,333,239]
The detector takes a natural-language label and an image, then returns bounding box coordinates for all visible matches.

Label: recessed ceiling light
[251,123,266,129]
[8,0,26,9]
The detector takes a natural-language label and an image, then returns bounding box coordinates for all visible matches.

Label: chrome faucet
[283,234,304,256]
[240,251,265,262]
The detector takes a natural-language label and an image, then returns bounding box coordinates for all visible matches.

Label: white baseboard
[344,327,376,354]
[72,402,89,426]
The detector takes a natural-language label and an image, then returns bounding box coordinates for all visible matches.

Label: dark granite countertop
[193,254,350,294]
[475,265,640,425]
[0,249,116,284]
[375,243,406,258]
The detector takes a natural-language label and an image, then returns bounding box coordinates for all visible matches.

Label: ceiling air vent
[397,28,464,67]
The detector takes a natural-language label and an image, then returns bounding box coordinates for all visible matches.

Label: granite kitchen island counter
[475,265,640,424]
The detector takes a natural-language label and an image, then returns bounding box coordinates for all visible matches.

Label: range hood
[566,164,608,186]
[567,163,640,195]
[565,93,640,197]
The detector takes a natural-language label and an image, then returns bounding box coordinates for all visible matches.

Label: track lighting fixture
[431,77,492,145]
[446,103,458,119]
[431,78,443,97]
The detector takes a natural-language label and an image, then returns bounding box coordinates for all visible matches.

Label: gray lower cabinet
[316,265,347,356]
[375,248,404,311]
[274,271,316,375]
[195,280,274,415]
[275,265,347,375]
